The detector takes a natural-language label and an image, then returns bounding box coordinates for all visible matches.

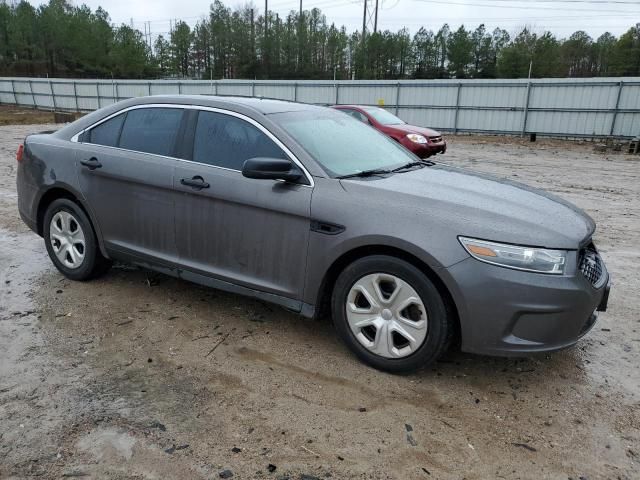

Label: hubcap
[346,273,428,359]
[49,211,86,269]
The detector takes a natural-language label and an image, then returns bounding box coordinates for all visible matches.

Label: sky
[48,0,640,44]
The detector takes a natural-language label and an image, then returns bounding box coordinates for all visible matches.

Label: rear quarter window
[86,114,125,147]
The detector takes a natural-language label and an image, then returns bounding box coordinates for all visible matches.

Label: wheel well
[36,188,81,236]
[316,245,461,342]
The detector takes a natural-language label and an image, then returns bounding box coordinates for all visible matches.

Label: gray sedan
[16,96,610,372]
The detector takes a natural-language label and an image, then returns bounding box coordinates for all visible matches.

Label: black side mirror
[242,157,302,183]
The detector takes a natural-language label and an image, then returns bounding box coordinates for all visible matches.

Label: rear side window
[193,111,287,169]
[87,114,125,147]
[119,108,184,156]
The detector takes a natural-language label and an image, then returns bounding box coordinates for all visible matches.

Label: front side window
[118,108,184,156]
[272,109,416,178]
[193,111,287,169]
[86,113,125,147]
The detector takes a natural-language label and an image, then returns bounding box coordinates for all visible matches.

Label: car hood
[385,124,442,137]
[340,164,595,250]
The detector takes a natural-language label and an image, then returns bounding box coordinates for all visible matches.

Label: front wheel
[332,255,452,373]
[43,198,111,281]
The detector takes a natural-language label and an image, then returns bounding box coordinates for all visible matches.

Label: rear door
[173,109,312,301]
[77,106,185,264]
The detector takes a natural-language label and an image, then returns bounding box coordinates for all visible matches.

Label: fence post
[453,83,462,134]
[28,79,36,109]
[521,81,532,137]
[293,82,298,102]
[72,81,79,111]
[335,82,339,104]
[96,82,101,109]
[609,80,624,137]
[10,79,18,106]
[214,81,218,96]
[114,81,119,103]
[50,80,57,111]
[252,81,256,97]
[395,82,401,115]
[177,81,182,94]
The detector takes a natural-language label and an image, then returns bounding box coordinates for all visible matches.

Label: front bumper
[447,254,609,356]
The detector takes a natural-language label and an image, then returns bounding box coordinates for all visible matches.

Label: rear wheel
[332,255,452,373]
[43,198,111,280]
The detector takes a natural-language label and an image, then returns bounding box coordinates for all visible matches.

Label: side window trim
[71,104,314,187]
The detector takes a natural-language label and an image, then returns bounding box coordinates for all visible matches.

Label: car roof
[334,105,379,110]
[152,94,320,115]
[54,94,328,140]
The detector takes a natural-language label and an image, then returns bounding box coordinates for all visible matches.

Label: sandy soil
[0,125,638,479]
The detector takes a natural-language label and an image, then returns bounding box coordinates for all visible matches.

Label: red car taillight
[16,144,24,162]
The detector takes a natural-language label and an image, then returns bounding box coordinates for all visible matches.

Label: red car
[332,105,446,159]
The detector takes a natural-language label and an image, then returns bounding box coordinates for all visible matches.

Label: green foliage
[0,0,638,79]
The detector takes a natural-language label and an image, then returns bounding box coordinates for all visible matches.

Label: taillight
[16,144,24,162]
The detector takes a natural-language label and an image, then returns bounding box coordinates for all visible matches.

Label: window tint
[193,111,287,169]
[119,108,184,156]
[87,114,125,147]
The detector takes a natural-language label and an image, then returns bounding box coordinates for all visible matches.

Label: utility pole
[362,0,367,43]
[374,0,379,33]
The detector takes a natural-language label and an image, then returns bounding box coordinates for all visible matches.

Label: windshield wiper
[390,160,435,172]
[336,168,393,179]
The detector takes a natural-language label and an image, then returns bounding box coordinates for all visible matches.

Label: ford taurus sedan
[16,96,610,372]
[332,105,446,158]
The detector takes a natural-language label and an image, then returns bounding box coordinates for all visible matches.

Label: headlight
[406,133,428,144]
[458,236,566,274]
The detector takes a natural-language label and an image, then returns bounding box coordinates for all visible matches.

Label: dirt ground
[0,124,638,480]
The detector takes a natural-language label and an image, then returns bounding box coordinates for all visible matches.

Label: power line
[412,0,640,13]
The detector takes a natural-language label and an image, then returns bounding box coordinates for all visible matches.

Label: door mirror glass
[242,157,302,183]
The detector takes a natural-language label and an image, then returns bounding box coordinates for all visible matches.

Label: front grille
[579,246,603,287]
[429,136,443,143]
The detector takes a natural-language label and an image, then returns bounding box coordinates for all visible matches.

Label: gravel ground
[0,125,638,479]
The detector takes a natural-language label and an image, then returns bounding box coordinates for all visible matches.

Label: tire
[331,255,452,373]
[43,198,111,281]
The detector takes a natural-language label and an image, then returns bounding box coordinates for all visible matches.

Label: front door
[174,109,312,301]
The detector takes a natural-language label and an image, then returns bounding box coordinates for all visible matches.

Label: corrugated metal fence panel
[2,77,640,138]
[399,107,457,130]
[216,82,252,97]
[400,84,457,107]
[254,84,295,101]
[528,110,613,136]
[460,84,527,108]
[619,83,640,109]
[0,79,13,103]
[297,84,333,104]
[529,83,618,109]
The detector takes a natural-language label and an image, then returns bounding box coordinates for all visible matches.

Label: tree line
[1,0,639,80]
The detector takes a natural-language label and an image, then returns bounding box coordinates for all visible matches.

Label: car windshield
[271,109,417,178]
[363,107,405,125]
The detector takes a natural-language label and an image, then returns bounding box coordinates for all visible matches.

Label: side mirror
[242,157,302,183]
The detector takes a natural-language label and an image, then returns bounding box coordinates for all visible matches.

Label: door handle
[80,157,102,170]
[180,176,210,190]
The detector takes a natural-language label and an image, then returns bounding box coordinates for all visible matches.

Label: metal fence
[1,76,640,138]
